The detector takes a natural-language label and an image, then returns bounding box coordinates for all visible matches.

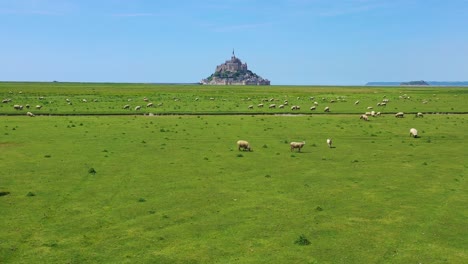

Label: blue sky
[1,0,467,85]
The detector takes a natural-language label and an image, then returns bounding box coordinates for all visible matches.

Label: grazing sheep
[416,112,423,118]
[367,106,373,110]
[257,103,264,108]
[360,114,369,121]
[269,104,276,109]
[376,112,381,116]
[327,138,332,148]
[409,128,418,138]
[279,104,285,109]
[248,105,254,109]
[395,112,404,118]
[290,141,306,152]
[324,106,330,112]
[355,100,360,105]
[314,101,318,105]
[26,111,35,117]
[13,105,23,110]
[143,97,149,102]
[82,99,87,103]
[36,105,42,109]
[237,140,252,151]
[370,111,376,117]
[2,99,11,103]
[310,106,316,110]
[123,104,130,109]
[25,104,30,109]
[291,105,300,110]
[135,106,141,111]
[147,102,154,107]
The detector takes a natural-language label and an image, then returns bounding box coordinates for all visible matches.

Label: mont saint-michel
[201,51,270,85]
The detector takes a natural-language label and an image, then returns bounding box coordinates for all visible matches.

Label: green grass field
[1,82,467,115]
[1,83,467,263]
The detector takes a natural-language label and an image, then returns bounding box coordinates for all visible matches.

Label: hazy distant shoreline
[367,81,468,86]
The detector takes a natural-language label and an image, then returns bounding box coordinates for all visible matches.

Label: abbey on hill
[201,51,270,85]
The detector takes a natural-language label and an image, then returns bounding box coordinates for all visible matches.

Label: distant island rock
[400,80,429,86]
[201,51,270,85]
[366,81,468,86]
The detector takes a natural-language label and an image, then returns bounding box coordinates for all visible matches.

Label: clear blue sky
[1,0,467,85]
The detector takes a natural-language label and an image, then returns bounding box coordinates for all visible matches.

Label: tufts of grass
[294,235,311,246]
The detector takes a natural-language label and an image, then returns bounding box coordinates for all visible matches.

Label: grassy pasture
[0,83,467,263]
[1,82,467,115]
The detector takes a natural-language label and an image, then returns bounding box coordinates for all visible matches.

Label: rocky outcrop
[400,80,429,86]
[201,51,270,85]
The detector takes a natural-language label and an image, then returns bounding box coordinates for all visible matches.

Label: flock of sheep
[238,95,423,153]
[4,92,423,143]
[237,138,334,153]
[237,127,418,155]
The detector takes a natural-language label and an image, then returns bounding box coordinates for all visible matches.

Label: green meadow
[1,83,467,263]
[1,82,467,115]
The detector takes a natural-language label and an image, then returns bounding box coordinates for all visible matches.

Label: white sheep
[36,105,42,110]
[291,105,300,110]
[290,141,305,152]
[248,105,254,109]
[279,104,284,109]
[324,106,330,112]
[269,104,276,109]
[416,112,423,118]
[409,128,418,138]
[360,114,369,121]
[237,140,252,151]
[257,103,264,108]
[26,111,35,117]
[326,138,332,148]
[135,106,141,111]
[123,104,130,109]
[13,105,23,110]
[395,112,404,118]
[147,102,154,107]
[310,106,316,110]
[355,100,360,105]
